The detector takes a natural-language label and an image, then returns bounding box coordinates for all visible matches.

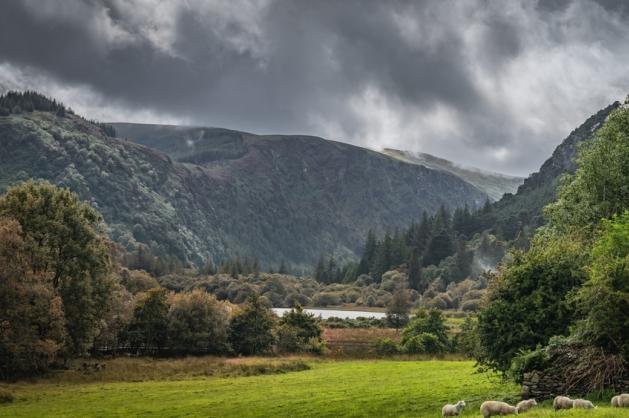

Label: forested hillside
[0,92,488,270]
[476,101,621,240]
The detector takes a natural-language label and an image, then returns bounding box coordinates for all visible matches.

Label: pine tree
[423,230,454,267]
[314,255,326,283]
[356,229,377,276]
[372,232,392,281]
[407,249,424,291]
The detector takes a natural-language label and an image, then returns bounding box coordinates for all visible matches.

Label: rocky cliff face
[0,112,488,269]
[487,101,621,235]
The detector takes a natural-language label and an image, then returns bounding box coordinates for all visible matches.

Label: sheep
[441,400,466,417]
[553,396,574,410]
[573,399,595,409]
[516,399,537,412]
[480,401,519,417]
[612,394,629,407]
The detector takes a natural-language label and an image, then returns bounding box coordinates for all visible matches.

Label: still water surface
[272,308,386,319]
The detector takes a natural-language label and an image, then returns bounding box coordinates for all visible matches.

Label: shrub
[275,324,302,353]
[401,308,449,349]
[375,338,399,355]
[402,335,424,354]
[167,290,230,355]
[509,347,549,384]
[456,316,481,359]
[229,295,276,355]
[276,305,324,353]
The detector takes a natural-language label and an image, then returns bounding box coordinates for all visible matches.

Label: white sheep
[442,400,466,417]
[573,399,595,409]
[612,394,629,407]
[553,396,574,410]
[516,398,537,412]
[480,401,519,417]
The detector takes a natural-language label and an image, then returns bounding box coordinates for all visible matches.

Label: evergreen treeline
[0,91,116,137]
[314,204,484,290]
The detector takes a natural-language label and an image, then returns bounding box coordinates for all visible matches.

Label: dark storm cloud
[1,0,628,176]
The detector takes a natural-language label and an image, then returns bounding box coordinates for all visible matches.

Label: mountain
[381,149,523,201]
[0,98,488,270]
[482,100,622,239]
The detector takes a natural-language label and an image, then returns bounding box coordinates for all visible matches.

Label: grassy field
[1,359,628,417]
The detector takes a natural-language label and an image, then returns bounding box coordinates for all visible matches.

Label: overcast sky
[1,0,629,176]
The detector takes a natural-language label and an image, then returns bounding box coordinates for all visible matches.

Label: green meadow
[1,360,627,417]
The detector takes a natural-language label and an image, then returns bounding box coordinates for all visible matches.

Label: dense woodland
[474,104,629,391]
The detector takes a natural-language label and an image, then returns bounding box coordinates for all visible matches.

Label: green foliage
[509,348,550,384]
[167,290,230,355]
[0,181,114,356]
[375,338,399,355]
[477,231,588,372]
[477,106,629,375]
[277,306,324,353]
[456,316,481,359]
[127,288,170,353]
[402,332,446,354]
[279,306,321,340]
[228,295,277,355]
[571,211,629,355]
[0,218,67,379]
[401,308,449,350]
[120,269,160,294]
[546,107,629,234]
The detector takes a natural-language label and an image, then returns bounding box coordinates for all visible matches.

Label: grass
[17,356,311,384]
[1,360,627,417]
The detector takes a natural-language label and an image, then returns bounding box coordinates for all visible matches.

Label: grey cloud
[1,0,628,176]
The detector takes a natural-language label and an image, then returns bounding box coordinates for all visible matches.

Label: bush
[276,305,324,354]
[402,332,446,354]
[375,338,399,355]
[401,308,449,349]
[402,335,424,354]
[275,324,302,353]
[456,316,481,359]
[229,295,277,355]
[509,347,549,384]
[167,290,230,355]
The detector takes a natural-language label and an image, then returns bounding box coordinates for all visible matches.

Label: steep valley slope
[0,109,488,270]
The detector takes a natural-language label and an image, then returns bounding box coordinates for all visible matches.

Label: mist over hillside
[0,100,488,270]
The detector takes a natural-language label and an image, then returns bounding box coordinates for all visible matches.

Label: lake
[273,308,386,319]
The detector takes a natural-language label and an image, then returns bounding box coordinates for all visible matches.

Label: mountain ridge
[381,148,523,201]
[0,102,488,269]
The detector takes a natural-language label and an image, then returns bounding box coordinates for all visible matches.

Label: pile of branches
[549,343,627,393]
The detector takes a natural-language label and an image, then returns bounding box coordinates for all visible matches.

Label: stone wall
[521,370,629,401]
